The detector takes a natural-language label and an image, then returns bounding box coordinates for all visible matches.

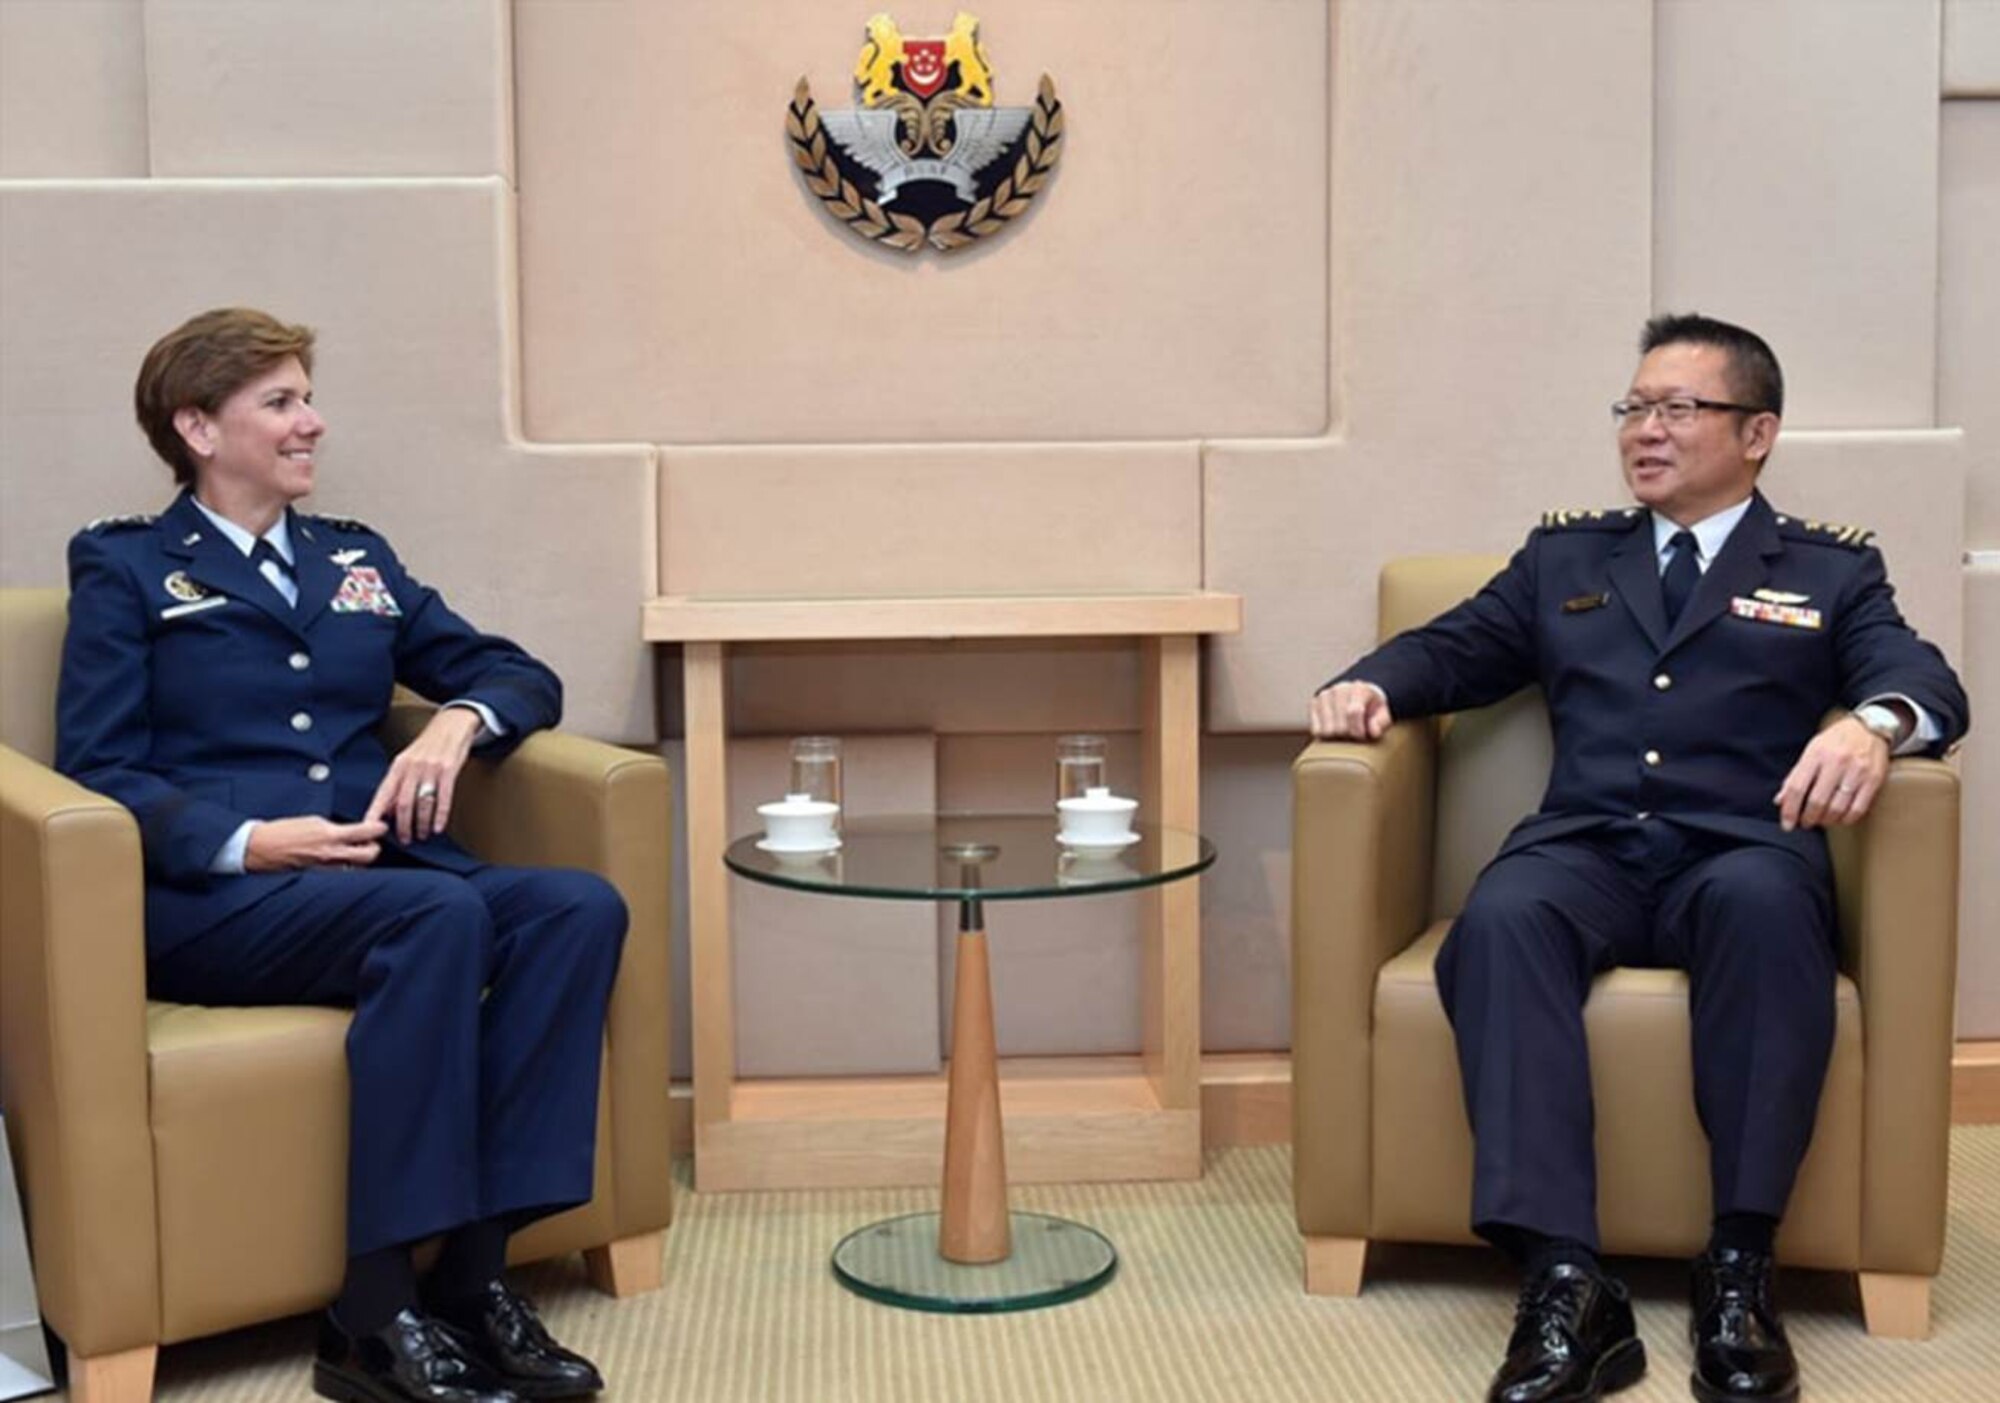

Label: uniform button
[1644,749,1662,766]
[291,711,313,732]
[307,763,331,782]
[289,651,310,671]
[1653,673,1672,691]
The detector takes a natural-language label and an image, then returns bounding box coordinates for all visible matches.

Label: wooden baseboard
[1200,1052,1291,1147]
[668,1038,1998,1164]
[1953,1040,2000,1125]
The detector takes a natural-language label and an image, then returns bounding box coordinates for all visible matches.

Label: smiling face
[1618,341,1779,527]
[176,356,325,526]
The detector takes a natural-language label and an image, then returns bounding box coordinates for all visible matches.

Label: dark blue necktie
[1661,529,1700,625]
[252,539,296,604]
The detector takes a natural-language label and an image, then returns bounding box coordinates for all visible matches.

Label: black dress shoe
[424,1279,604,1399]
[1488,1262,1648,1403]
[1689,1247,1799,1402]
[314,1307,520,1403]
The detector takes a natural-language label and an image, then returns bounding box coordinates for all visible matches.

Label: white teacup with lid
[758,793,841,853]
[1056,786,1139,848]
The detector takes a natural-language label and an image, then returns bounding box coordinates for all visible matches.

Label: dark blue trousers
[1434,819,1836,1252]
[148,861,626,1257]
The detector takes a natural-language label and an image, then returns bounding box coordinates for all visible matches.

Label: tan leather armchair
[1291,557,1960,1339]
[0,587,675,1402]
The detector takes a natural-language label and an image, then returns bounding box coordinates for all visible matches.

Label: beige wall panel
[660,442,1200,596]
[1941,102,2000,545]
[1946,0,2000,95]
[144,0,512,177]
[1655,0,1939,427]
[725,639,1138,738]
[1961,560,2000,1036]
[1206,440,1608,734]
[728,734,940,1077]
[0,0,147,176]
[1199,736,1296,1053]
[0,180,654,742]
[515,0,1328,443]
[936,732,1141,816]
[1204,0,1652,730]
[947,893,1144,1057]
[935,732,1141,1057]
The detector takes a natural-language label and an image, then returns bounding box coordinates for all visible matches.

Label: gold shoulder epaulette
[85,512,155,533]
[1775,513,1874,550]
[1540,506,1643,531]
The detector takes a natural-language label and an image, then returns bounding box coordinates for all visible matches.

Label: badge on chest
[1730,594,1822,630]
[159,569,227,619]
[330,564,402,617]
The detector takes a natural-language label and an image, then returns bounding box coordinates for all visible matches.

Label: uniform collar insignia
[1752,587,1810,605]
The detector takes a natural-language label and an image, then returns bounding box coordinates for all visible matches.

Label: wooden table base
[939,923,1010,1263]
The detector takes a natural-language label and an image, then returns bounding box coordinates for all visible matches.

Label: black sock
[333,1246,417,1336]
[1709,1211,1777,1257]
[1487,1223,1602,1280]
[428,1216,511,1302]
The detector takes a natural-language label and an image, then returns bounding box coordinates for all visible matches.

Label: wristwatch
[1853,702,1908,749]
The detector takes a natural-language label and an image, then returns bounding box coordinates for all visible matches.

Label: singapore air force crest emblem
[787,12,1063,253]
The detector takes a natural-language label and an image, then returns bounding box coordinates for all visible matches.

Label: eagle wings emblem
[788,11,1063,253]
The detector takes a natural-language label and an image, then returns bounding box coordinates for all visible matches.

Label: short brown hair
[133,308,316,486]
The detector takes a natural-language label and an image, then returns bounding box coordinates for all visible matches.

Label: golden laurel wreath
[786,75,1064,253]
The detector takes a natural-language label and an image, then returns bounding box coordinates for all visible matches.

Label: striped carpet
[149,1128,2000,1402]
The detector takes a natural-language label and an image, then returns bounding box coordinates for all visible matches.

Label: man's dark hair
[1640,313,1783,417]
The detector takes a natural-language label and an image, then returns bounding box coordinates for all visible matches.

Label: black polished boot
[314,1307,520,1403]
[1689,1247,1799,1402]
[424,1279,604,1400]
[1488,1262,1648,1403]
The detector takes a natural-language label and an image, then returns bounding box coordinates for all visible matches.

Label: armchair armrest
[387,704,675,1242]
[1826,757,1960,1275]
[1290,721,1438,1234]
[0,746,160,1355]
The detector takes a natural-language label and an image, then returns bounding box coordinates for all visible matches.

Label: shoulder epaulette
[84,512,155,533]
[307,513,376,535]
[1773,513,1874,550]
[1540,506,1644,531]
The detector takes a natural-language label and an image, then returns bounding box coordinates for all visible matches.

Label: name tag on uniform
[1561,593,1609,614]
[1731,596,1822,630]
[330,565,402,617]
[160,595,228,620]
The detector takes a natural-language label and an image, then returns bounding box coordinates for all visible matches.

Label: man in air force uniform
[1309,314,1968,1403]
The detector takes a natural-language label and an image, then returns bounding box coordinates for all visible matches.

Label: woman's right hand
[244,816,388,871]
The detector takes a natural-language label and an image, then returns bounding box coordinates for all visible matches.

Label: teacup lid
[759,794,840,817]
[1058,787,1137,813]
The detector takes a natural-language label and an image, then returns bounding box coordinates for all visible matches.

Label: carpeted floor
[144,1128,2000,1402]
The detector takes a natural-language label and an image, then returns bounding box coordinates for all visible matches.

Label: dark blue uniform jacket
[57,490,562,954]
[1335,492,1969,865]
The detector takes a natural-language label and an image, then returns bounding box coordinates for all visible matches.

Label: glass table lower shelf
[831,1210,1118,1313]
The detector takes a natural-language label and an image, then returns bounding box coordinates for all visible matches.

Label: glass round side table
[725,814,1216,1313]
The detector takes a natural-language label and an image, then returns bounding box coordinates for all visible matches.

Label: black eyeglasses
[1610,397,1771,427]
